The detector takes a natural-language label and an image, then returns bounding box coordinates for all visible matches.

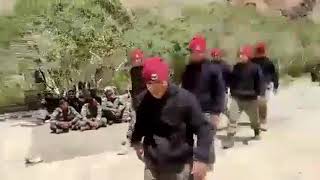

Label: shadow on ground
[27,123,127,163]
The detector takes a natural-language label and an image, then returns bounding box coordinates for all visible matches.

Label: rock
[25,157,43,166]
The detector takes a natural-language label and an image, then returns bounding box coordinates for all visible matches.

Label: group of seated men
[47,87,131,134]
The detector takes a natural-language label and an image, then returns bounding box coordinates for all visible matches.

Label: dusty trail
[0,76,320,180]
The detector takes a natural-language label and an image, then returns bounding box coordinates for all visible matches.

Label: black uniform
[131,84,213,167]
[181,60,225,114]
[251,57,279,90]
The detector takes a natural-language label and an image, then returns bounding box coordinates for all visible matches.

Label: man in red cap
[118,48,147,155]
[211,48,232,113]
[251,42,279,131]
[131,57,212,180]
[223,45,265,149]
[181,35,225,170]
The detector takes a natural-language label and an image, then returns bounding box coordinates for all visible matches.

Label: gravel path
[1,77,320,180]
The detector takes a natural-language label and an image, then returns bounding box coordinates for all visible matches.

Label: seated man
[102,87,126,124]
[66,90,82,113]
[79,93,106,131]
[49,99,81,134]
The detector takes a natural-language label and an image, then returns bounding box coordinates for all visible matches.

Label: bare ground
[1,77,320,180]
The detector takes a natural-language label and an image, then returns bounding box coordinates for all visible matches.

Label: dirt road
[1,76,320,180]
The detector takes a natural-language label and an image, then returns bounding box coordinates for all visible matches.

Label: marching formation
[40,34,279,180]
[126,35,279,180]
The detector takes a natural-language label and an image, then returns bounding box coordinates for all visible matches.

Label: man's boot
[80,125,91,131]
[260,122,268,132]
[222,133,235,149]
[253,129,261,140]
[117,139,130,155]
[56,129,64,134]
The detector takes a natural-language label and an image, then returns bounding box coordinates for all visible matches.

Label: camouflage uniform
[49,106,81,133]
[79,102,106,130]
[101,97,126,123]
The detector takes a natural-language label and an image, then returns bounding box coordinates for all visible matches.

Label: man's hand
[210,114,220,129]
[132,143,144,161]
[273,88,278,95]
[59,122,70,129]
[192,161,208,180]
[89,120,98,128]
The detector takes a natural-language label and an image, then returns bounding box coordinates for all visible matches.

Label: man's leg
[50,122,68,134]
[203,113,215,171]
[158,163,193,180]
[144,166,158,180]
[223,98,242,149]
[79,120,91,131]
[243,100,260,139]
[258,97,268,131]
[50,121,57,133]
[118,110,136,155]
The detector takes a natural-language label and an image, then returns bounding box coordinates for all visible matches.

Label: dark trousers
[144,160,193,180]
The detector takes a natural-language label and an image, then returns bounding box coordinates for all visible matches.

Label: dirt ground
[1,76,320,180]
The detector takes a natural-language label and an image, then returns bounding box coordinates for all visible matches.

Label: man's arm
[130,93,147,145]
[96,103,102,121]
[224,63,233,90]
[187,94,213,163]
[70,107,81,123]
[49,108,60,122]
[269,61,279,90]
[210,66,226,114]
[254,66,265,96]
[81,104,88,121]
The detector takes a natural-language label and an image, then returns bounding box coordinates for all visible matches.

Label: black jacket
[212,59,232,91]
[130,66,146,109]
[251,57,279,90]
[131,84,213,166]
[181,60,225,114]
[230,62,265,100]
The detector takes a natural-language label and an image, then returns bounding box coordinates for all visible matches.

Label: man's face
[68,92,75,99]
[86,97,94,104]
[105,91,115,100]
[190,52,206,62]
[60,102,68,110]
[132,58,143,66]
[146,81,168,99]
[239,53,249,63]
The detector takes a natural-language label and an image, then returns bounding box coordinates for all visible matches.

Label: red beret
[142,57,169,82]
[255,42,266,55]
[189,35,207,53]
[239,45,254,59]
[211,48,223,57]
[129,48,144,66]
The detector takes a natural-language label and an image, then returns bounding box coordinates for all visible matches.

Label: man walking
[181,36,225,169]
[118,48,146,155]
[223,45,265,149]
[131,57,212,180]
[211,48,232,113]
[251,42,279,131]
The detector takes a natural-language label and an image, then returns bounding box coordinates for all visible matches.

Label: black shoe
[253,129,261,140]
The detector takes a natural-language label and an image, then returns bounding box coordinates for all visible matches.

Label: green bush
[2,1,320,106]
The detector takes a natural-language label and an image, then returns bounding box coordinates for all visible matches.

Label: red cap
[211,48,223,58]
[129,48,144,66]
[142,57,169,82]
[189,35,207,53]
[239,45,254,59]
[255,42,266,55]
